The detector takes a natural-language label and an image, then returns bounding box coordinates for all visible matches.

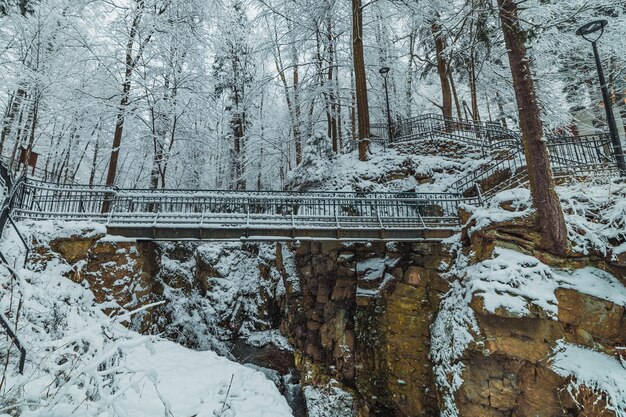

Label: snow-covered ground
[552,341,626,417]
[464,178,626,259]
[287,138,490,194]
[0,224,294,417]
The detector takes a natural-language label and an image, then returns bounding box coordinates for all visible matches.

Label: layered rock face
[31,231,162,332]
[442,212,626,417]
[30,230,288,352]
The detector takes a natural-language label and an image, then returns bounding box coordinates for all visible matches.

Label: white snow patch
[468,248,626,318]
[303,383,355,417]
[551,341,626,417]
[246,329,294,352]
[0,223,293,417]
[462,188,533,235]
[19,219,106,242]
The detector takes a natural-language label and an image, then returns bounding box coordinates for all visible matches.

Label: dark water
[230,339,308,417]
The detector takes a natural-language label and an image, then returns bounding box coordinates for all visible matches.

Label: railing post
[474,183,484,206]
[106,201,116,225]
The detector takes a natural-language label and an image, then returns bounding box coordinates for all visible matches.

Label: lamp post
[576,20,626,176]
[379,67,394,144]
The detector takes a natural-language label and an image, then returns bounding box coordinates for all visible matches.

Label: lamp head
[379,67,390,76]
[576,20,608,42]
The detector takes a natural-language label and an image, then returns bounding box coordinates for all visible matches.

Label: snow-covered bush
[286,132,334,191]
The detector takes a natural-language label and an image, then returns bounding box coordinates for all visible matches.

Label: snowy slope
[0,224,293,417]
[551,341,626,417]
[287,139,490,194]
[464,179,626,258]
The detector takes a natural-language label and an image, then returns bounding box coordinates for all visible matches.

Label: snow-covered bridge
[12,180,468,241]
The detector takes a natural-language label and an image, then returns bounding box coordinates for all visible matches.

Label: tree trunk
[106,77,131,188]
[496,92,508,128]
[431,21,452,119]
[104,3,147,189]
[468,55,481,122]
[350,69,357,143]
[0,89,24,157]
[352,0,370,161]
[497,0,567,255]
[89,127,101,186]
[102,4,150,211]
[22,96,39,176]
[274,20,302,166]
[406,30,415,118]
[449,72,462,119]
[232,111,246,190]
[292,46,302,165]
[327,15,338,153]
[9,93,33,173]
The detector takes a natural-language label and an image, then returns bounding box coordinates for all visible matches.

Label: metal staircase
[451,132,619,198]
[373,114,620,199]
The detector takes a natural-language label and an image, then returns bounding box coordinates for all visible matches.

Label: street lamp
[576,20,626,176]
[379,67,394,144]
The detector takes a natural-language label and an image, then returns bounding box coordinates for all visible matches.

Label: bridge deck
[105,225,456,241]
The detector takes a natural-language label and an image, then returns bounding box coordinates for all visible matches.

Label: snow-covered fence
[452,133,620,198]
[371,114,618,179]
[546,134,616,167]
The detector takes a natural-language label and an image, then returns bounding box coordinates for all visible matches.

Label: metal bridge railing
[7,115,622,240]
[371,113,521,150]
[13,181,471,232]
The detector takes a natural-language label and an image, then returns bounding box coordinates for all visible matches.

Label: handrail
[19,178,463,198]
[8,216,29,268]
[451,132,618,197]
[371,113,521,148]
[12,177,471,236]
[0,160,27,375]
